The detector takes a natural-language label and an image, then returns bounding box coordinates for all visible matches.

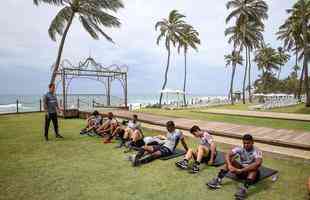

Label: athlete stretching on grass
[130,121,188,167]
[175,125,216,173]
[207,134,262,200]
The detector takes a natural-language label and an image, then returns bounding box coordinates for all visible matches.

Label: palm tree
[225,20,264,104]
[254,44,285,91]
[178,26,201,106]
[276,47,290,79]
[225,50,243,105]
[33,0,124,84]
[155,10,189,107]
[226,0,268,104]
[278,0,310,105]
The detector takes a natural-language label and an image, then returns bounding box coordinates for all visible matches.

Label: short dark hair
[49,83,55,88]
[133,114,138,119]
[243,134,253,141]
[190,125,201,133]
[166,120,175,128]
[92,110,99,116]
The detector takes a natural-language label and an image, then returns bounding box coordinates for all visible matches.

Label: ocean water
[0,93,226,114]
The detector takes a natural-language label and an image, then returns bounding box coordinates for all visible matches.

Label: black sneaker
[234,186,247,200]
[190,164,200,173]
[56,134,64,138]
[207,178,222,189]
[175,160,189,170]
[132,155,141,167]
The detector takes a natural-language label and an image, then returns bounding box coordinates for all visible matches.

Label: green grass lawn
[138,108,310,132]
[0,113,309,200]
[202,102,310,115]
[269,103,310,114]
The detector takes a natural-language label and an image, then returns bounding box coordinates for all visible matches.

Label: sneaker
[190,164,200,173]
[175,160,189,170]
[56,134,64,138]
[234,186,247,200]
[128,155,135,162]
[80,129,87,135]
[207,178,222,189]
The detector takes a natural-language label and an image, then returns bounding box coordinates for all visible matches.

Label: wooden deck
[109,110,310,151]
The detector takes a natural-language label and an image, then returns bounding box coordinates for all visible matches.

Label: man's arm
[157,135,167,140]
[239,158,262,173]
[180,138,189,151]
[225,150,237,171]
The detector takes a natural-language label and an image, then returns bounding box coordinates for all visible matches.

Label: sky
[0,0,297,97]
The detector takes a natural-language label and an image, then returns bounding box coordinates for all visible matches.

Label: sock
[194,161,201,165]
[218,169,228,180]
[244,178,254,189]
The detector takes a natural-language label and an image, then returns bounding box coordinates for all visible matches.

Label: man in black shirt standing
[43,83,64,141]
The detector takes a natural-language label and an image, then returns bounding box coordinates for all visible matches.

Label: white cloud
[0,0,296,95]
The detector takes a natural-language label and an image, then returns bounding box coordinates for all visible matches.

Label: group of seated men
[80,111,263,199]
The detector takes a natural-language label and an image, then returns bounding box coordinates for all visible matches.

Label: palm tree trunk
[159,44,171,107]
[303,56,309,106]
[242,46,248,104]
[248,48,252,103]
[294,49,298,98]
[278,66,282,80]
[50,12,75,84]
[298,65,305,100]
[301,0,310,106]
[182,49,187,106]
[230,64,236,105]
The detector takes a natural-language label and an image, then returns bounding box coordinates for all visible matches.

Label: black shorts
[152,145,172,157]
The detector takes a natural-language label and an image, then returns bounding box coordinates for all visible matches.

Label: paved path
[109,110,310,151]
[199,108,310,122]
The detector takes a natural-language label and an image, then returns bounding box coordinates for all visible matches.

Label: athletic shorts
[152,145,172,157]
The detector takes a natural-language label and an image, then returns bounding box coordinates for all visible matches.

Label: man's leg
[191,145,208,173]
[51,113,63,138]
[235,170,259,199]
[132,145,158,166]
[44,114,51,141]
[207,159,242,189]
[176,148,195,170]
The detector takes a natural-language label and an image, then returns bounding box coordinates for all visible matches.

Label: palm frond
[48,6,73,41]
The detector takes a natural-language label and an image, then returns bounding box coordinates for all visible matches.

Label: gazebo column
[107,77,111,106]
[62,68,66,117]
[124,73,128,108]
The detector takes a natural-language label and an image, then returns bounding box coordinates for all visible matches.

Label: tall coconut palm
[155,10,189,107]
[33,0,124,85]
[254,44,284,91]
[279,0,310,105]
[225,20,264,104]
[178,26,201,106]
[277,47,290,79]
[226,0,268,104]
[225,50,243,105]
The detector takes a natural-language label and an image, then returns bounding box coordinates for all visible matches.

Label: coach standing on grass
[43,83,64,141]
